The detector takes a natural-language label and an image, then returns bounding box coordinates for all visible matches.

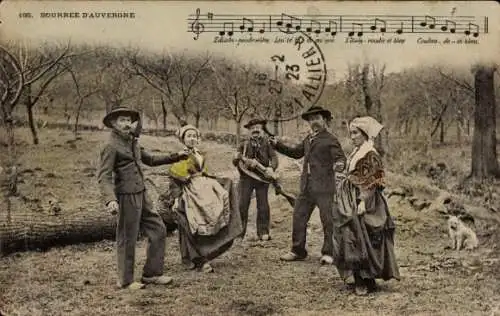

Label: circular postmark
[252,31,327,120]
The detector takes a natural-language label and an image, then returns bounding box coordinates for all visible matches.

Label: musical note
[348,23,363,37]
[259,16,272,34]
[186,12,486,40]
[441,20,456,33]
[190,8,205,40]
[276,13,302,32]
[325,20,338,36]
[420,15,436,29]
[370,18,386,33]
[396,22,404,34]
[464,23,479,37]
[259,23,266,34]
[239,17,254,32]
[306,20,322,34]
[219,22,234,36]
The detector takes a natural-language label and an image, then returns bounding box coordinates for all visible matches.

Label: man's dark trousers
[116,190,166,287]
[291,177,338,258]
[238,174,271,239]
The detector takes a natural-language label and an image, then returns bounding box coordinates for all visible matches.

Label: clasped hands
[334,161,345,172]
[177,148,191,159]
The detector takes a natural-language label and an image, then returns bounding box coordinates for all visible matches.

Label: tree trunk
[195,112,201,128]
[0,117,18,224]
[74,98,84,137]
[26,104,39,145]
[440,120,445,144]
[361,64,373,114]
[161,97,167,131]
[373,99,385,157]
[235,119,241,147]
[470,66,499,179]
[457,117,462,144]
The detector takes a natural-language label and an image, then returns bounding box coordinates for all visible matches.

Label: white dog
[447,215,479,251]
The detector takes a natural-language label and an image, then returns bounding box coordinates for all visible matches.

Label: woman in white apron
[162,124,243,273]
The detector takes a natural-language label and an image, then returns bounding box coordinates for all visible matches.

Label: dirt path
[1,130,499,315]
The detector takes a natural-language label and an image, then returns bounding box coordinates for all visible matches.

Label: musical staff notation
[187,10,488,40]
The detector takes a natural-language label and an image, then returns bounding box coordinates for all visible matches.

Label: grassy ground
[1,128,499,316]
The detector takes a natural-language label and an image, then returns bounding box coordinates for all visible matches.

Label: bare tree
[208,59,269,146]
[0,46,24,220]
[63,53,103,136]
[141,92,165,130]
[126,50,211,125]
[11,41,73,144]
[96,48,146,112]
[439,64,499,179]
[344,62,387,156]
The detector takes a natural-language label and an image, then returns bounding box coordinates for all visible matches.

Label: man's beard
[116,126,132,136]
[311,123,322,131]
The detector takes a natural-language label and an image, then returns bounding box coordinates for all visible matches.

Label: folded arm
[349,151,385,212]
[269,142,279,170]
[330,138,347,172]
[232,142,245,167]
[97,145,117,206]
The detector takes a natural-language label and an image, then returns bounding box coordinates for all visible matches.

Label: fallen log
[0,178,177,256]
[0,206,178,256]
[0,176,245,256]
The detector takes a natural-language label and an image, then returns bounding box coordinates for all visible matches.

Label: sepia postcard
[0,1,499,315]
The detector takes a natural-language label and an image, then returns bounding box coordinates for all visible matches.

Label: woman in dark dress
[334,116,400,295]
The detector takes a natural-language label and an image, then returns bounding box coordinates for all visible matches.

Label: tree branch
[438,69,474,96]
[31,64,69,106]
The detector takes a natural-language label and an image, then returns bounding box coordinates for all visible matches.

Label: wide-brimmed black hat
[102,106,140,128]
[301,105,332,121]
[244,118,266,129]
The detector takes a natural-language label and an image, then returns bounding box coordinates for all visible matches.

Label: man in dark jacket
[97,106,189,290]
[232,119,278,241]
[269,106,346,264]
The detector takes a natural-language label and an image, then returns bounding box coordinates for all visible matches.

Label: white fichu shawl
[347,116,384,172]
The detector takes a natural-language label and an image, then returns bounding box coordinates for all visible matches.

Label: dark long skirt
[335,180,400,282]
[175,177,243,267]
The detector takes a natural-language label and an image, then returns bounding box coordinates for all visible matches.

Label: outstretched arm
[141,148,188,166]
[273,138,305,159]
